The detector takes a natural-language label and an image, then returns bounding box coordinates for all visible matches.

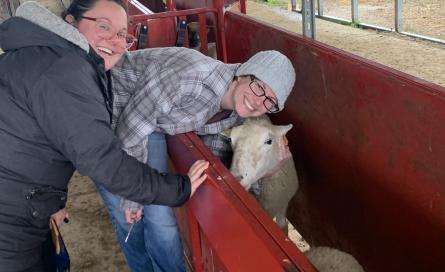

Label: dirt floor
[62,173,127,271]
[1,0,444,271]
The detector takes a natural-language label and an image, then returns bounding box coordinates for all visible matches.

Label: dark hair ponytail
[62,0,127,20]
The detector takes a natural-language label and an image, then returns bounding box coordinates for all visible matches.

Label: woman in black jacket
[0,0,208,270]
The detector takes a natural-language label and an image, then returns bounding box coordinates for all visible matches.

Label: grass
[350,20,362,28]
[254,0,288,8]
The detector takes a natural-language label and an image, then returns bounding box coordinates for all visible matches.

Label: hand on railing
[188,160,209,198]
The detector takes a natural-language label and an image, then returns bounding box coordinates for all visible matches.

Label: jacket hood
[0,1,89,52]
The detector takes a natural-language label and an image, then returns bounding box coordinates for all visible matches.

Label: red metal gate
[223,9,445,272]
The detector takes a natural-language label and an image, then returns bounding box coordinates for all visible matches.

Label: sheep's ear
[274,124,293,137]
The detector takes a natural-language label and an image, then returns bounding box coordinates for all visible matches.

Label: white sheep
[305,246,365,272]
[228,118,364,270]
[229,116,298,234]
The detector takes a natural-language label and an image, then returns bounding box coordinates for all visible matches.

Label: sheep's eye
[264,138,272,145]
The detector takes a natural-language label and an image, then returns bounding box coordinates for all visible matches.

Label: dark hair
[62,0,127,20]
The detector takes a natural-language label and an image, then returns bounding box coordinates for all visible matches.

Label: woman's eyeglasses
[249,76,280,113]
[79,16,136,49]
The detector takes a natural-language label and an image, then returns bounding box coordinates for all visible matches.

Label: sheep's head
[229,117,292,190]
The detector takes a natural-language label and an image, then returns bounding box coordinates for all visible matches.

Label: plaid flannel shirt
[111,47,243,211]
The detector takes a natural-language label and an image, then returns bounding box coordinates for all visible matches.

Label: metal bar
[198,13,209,55]
[128,0,154,14]
[359,22,392,32]
[317,14,351,25]
[130,7,216,22]
[214,0,228,62]
[351,0,358,23]
[395,0,403,32]
[400,31,445,45]
[165,0,175,11]
[240,0,246,14]
[317,0,323,16]
[302,0,315,38]
[290,0,296,11]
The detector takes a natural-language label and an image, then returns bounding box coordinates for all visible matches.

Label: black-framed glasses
[249,76,280,113]
[79,16,136,49]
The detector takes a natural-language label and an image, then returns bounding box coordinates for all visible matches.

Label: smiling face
[232,76,278,118]
[67,0,127,70]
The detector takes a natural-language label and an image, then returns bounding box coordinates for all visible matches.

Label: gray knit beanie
[235,50,295,111]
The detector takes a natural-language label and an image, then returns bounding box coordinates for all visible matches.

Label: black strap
[137,24,149,49]
[175,19,187,47]
[206,110,233,124]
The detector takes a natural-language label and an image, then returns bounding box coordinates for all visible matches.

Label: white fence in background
[291,0,445,45]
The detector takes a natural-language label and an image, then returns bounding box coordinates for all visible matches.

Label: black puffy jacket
[0,17,191,217]
[0,15,191,270]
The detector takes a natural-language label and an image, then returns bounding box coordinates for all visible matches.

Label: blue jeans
[97,132,185,272]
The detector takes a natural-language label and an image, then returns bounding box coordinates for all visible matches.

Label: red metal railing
[167,133,315,271]
[126,0,229,61]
